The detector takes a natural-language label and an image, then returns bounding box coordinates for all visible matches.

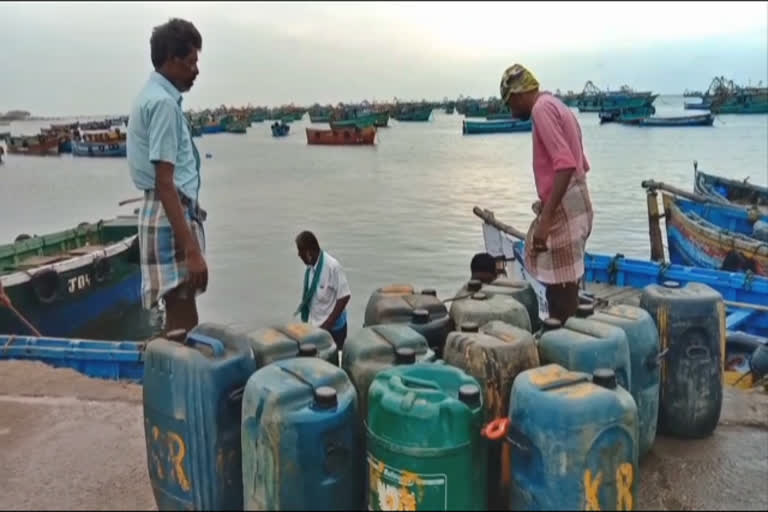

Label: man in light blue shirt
[127,18,207,334]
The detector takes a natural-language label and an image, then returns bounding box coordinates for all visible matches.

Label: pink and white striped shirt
[530,92,590,203]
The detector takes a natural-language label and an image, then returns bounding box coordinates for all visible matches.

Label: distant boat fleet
[1,76,765,155]
[1,118,128,157]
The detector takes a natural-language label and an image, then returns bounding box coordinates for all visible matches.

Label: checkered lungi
[138,190,206,309]
[525,179,593,285]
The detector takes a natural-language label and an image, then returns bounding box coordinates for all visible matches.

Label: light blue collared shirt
[127,71,201,201]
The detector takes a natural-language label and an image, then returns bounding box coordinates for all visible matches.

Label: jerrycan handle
[399,375,441,391]
[228,386,245,404]
[184,331,225,357]
[482,418,510,441]
[482,418,532,453]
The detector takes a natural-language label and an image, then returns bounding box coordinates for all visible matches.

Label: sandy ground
[0,360,766,510]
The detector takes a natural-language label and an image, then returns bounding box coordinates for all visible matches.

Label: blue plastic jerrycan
[242,357,363,510]
[142,324,257,511]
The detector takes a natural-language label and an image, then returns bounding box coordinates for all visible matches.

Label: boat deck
[585,282,644,306]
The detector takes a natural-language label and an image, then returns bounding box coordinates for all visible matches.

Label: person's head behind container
[471,252,497,284]
[150,18,202,93]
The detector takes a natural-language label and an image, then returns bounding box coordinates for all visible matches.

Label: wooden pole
[640,179,716,204]
[646,189,665,262]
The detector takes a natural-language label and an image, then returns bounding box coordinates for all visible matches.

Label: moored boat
[329,113,378,130]
[0,216,143,338]
[6,134,60,156]
[0,334,144,383]
[462,119,532,135]
[271,121,290,137]
[305,126,376,145]
[647,191,768,276]
[621,113,715,127]
[72,140,127,157]
[393,108,432,122]
[694,166,768,210]
[225,119,248,134]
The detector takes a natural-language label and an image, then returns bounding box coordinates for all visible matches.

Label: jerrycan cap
[459,384,481,406]
[576,304,595,318]
[593,369,617,389]
[298,343,318,357]
[467,280,483,292]
[411,309,430,324]
[461,322,480,333]
[471,292,488,301]
[314,386,338,409]
[541,318,562,332]
[395,347,416,365]
[421,289,437,297]
[662,280,681,289]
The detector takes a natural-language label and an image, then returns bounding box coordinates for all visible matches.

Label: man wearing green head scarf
[295,231,351,348]
[500,63,593,324]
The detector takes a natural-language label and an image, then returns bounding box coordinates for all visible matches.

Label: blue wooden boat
[0,216,144,338]
[654,191,768,276]
[622,113,714,127]
[462,119,532,135]
[271,121,290,137]
[393,108,432,122]
[600,105,655,124]
[473,206,768,386]
[72,140,127,157]
[694,166,768,211]
[684,101,712,111]
[0,334,144,383]
[485,113,515,121]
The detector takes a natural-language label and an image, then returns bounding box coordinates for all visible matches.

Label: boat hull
[622,114,715,127]
[271,124,290,137]
[462,119,532,134]
[394,109,432,122]
[305,126,375,145]
[0,334,144,383]
[72,140,127,157]
[1,242,142,337]
[694,169,768,209]
[663,194,768,276]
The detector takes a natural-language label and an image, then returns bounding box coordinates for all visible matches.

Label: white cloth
[305,251,351,327]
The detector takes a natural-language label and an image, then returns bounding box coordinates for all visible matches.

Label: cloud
[0,1,765,116]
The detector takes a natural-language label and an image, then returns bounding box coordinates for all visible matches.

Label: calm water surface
[2,96,767,335]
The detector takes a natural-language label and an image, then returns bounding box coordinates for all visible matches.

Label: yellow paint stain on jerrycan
[640,281,725,438]
[366,364,487,510]
[142,324,259,511]
[245,322,339,367]
[488,364,638,511]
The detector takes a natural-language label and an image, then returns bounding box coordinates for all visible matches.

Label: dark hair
[296,231,320,251]
[150,18,202,69]
[471,252,496,275]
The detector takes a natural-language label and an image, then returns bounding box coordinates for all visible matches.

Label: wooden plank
[14,255,68,269]
[67,245,106,256]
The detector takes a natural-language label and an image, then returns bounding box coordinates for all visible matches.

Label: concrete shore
[1,360,766,510]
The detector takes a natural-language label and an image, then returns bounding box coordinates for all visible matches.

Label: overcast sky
[0,1,766,116]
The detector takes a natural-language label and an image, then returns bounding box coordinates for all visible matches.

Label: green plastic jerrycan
[366,363,487,511]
